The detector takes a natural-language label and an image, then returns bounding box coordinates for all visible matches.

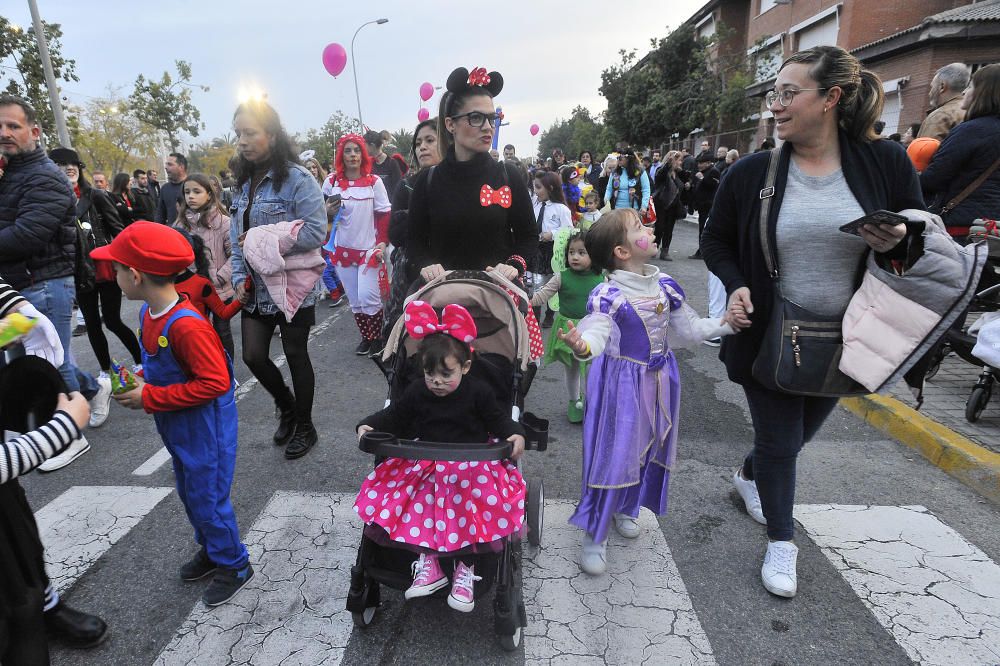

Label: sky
[6,0,706,157]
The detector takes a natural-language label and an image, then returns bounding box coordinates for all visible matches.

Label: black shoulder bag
[751,148,867,397]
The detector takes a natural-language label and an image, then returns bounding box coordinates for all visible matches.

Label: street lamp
[351,18,388,130]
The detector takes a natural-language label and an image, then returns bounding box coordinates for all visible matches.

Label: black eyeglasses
[450,111,498,129]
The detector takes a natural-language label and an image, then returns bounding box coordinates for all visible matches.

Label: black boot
[542,310,555,328]
[273,388,297,446]
[44,602,110,648]
[285,421,318,459]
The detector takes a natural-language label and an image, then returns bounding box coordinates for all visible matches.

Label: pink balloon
[322,43,347,77]
[417,108,430,122]
[419,82,434,102]
[529,124,540,136]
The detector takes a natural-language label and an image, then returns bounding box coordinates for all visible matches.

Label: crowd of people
[0,43,998,663]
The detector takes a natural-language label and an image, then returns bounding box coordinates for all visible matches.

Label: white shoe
[580,534,607,575]
[38,435,90,472]
[89,374,113,428]
[761,541,798,598]
[613,513,641,539]
[733,470,767,525]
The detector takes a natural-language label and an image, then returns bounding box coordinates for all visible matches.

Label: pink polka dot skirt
[354,457,526,552]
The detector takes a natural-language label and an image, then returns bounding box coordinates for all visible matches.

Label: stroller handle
[359,431,528,461]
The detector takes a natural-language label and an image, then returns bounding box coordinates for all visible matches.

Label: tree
[389,128,414,160]
[537,106,615,161]
[187,135,237,176]
[0,15,78,148]
[72,89,160,176]
[296,111,362,169]
[129,60,207,150]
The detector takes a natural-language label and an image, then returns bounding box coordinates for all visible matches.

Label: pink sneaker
[404,553,448,599]
[447,561,482,612]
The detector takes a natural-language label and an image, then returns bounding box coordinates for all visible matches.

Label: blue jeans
[741,384,839,541]
[19,276,99,399]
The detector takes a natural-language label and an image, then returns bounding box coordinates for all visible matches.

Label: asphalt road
[19,221,1000,666]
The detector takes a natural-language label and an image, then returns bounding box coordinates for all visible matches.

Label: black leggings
[654,210,678,253]
[241,312,314,423]
[0,585,49,666]
[77,281,142,370]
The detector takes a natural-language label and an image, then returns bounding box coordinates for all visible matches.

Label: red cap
[90,221,194,276]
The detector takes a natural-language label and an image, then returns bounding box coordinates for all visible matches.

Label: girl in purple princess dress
[558,208,735,575]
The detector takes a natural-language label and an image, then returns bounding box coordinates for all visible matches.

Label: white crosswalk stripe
[795,504,1000,666]
[35,485,173,592]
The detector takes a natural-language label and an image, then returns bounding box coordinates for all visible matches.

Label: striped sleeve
[0,411,80,484]
[0,279,27,317]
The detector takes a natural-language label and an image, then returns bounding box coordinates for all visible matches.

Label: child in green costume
[530,229,605,422]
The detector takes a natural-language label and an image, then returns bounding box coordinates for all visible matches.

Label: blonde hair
[780,45,884,142]
[303,157,327,185]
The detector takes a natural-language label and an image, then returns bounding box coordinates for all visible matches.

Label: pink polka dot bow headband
[404,301,478,343]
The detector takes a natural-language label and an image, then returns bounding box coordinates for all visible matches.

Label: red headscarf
[331,133,376,190]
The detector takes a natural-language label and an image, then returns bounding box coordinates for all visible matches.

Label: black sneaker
[72,323,87,337]
[203,564,255,607]
[688,251,703,260]
[368,337,386,358]
[44,602,110,648]
[542,312,555,328]
[355,340,372,355]
[180,548,218,581]
[285,423,317,459]
[329,294,346,308]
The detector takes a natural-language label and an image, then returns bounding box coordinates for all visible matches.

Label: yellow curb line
[841,394,1000,505]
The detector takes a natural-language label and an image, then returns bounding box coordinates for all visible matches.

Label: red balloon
[419,82,434,102]
[322,43,347,77]
[417,108,430,122]
[529,124,540,136]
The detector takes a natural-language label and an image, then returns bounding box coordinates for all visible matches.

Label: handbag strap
[758,147,782,278]
[940,154,1000,214]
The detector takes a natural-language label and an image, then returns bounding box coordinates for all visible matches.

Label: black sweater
[407,150,537,275]
[359,376,524,443]
[701,132,925,385]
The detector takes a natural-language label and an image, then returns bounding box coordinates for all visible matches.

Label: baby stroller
[347,270,549,651]
[925,228,1000,422]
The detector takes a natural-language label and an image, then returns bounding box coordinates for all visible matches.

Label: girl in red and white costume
[323,134,392,354]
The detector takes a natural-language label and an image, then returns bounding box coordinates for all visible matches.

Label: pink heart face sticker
[635,237,650,250]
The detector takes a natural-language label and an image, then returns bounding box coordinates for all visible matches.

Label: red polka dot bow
[480,184,512,208]
[467,67,491,87]
[404,301,478,343]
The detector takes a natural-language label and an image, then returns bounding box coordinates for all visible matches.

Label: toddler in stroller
[348,270,548,650]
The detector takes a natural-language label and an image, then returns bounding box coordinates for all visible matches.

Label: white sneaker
[580,534,607,575]
[761,541,798,598]
[613,513,641,539]
[89,374,113,428]
[733,470,767,525]
[38,435,90,472]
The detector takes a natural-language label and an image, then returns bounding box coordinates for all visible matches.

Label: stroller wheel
[352,606,377,628]
[527,478,544,547]
[966,384,992,422]
[498,626,522,652]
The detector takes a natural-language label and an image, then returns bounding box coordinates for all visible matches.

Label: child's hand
[507,434,525,461]
[540,231,553,241]
[357,425,373,442]
[726,287,754,329]
[556,321,589,356]
[56,391,90,430]
[112,376,146,410]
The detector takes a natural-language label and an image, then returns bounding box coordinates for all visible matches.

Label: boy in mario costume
[91,222,253,606]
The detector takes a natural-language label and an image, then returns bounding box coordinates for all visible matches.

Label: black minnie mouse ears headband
[445,66,504,98]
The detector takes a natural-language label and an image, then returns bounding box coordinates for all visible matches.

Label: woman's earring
[823,106,829,113]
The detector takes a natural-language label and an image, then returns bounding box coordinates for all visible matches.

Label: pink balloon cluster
[322,43,347,77]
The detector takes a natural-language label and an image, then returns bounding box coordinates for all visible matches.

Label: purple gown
[569,276,684,543]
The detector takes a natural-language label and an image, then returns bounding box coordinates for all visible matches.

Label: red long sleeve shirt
[175,272,243,320]
[139,297,231,413]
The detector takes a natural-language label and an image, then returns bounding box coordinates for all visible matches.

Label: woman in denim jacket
[230,100,326,460]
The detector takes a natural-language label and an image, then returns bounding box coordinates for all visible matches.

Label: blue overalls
[140,304,248,570]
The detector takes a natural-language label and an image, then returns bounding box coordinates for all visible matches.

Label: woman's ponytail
[841,69,884,142]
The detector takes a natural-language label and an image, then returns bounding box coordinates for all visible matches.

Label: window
[797,15,839,51]
[698,17,716,40]
[760,0,778,14]
[755,43,783,82]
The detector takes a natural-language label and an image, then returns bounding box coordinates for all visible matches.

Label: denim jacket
[230,162,326,315]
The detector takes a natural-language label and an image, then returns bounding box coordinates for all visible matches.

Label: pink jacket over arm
[242,220,325,321]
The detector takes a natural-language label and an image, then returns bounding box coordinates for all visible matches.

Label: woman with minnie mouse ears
[322,134,392,355]
[406,67,538,287]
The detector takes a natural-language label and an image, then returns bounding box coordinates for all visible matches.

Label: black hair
[565,229,601,274]
[578,150,593,162]
[232,99,298,191]
[412,117,438,163]
[419,333,472,374]
[169,152,188,169]
[533,170,565,204]
[111,172,131,194]
[173,228,211,278]
[132,168,146,178]
[363,130,383,148]
[503,143,515,151]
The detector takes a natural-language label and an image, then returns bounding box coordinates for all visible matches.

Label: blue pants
[322,251,343,295]
[19,276,98,399]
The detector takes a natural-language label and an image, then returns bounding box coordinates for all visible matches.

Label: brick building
[674,0,1000,152]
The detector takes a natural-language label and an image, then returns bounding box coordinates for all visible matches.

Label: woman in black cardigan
[406,67,537,284]
[701,46,926,599]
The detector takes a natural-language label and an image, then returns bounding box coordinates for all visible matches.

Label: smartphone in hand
[839,210,909,236]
